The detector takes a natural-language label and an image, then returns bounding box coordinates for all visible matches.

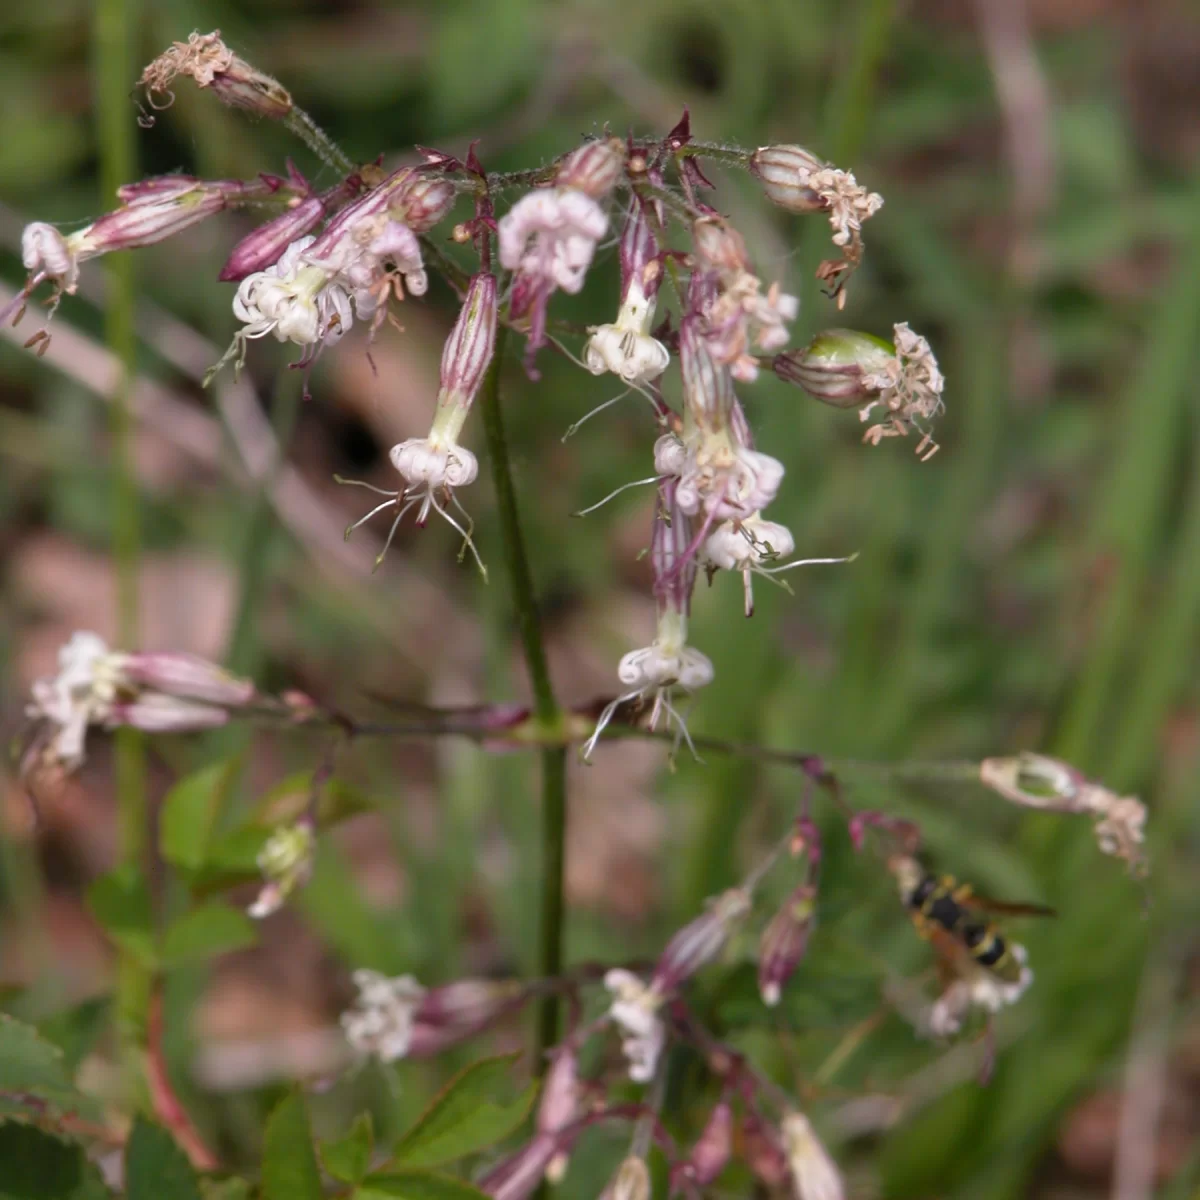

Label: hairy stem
[478,325,568,1064]
[95,0,150,1061]
[283,108,356,176]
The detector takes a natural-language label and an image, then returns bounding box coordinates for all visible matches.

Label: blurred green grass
[2,0,1200,1196]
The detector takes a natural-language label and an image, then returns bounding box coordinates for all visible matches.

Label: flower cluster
[24,632,257,773]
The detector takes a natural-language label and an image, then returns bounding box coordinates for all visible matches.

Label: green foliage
[86,865,156,968]
[322,1112,375,1184]
[355,1171,489,1200]
[0,1125,109,1200]
[0,1014,101,1129]
[387,1054,538,1170]
[159,758,244,874]
[125,1118,203,1200]
[261,1093,323,1200]
[161,903,258,967]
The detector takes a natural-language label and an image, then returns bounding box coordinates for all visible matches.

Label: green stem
[95,0,149,1055]
[224,372,302,676]
[283,108,355,176]
[478,325,568,1064]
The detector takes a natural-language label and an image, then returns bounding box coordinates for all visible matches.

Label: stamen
[374,507,408,570]
[334,474,400,497]
[572,476,659,517]
[759,552,859,576]
[344,498,397,539]
[435,491,489,581]
[562,388,632,441]
[581,687,644,761]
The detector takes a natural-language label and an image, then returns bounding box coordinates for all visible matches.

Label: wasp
[890,855,1054,983]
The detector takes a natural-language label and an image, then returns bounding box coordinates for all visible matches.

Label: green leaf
[125,1118,202,1200]
[37,998,109,1074]
[322,1112,374,1184]
[0,1014,101,1128]
[251,770,374,830]
[0,1124,109,1199]
[262,1092,322,1200]
[86,865,157,968]
[161,904,257,968]
[200,1180,251,1200]
[203,827,270,877]
[160,758,243,872]
[389,1054,537,1169]
[355,1171,488,1200]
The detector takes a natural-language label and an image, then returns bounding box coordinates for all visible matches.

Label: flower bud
[220,195,327,281]
[479,1132,561,1200]
[681,1100,733,1187]
[758,884,816,1006]
[537,1041,581,1136]
[85,182,233,254]
[692,216,749,275]
[651,887,751,996]
[679,315,735,435]
[781,1112,844,1200]
[393,174,456,233]
[109,694,232,734]
[118,652,256,707]
[750,144,828,214]
[556,135,626,198]
[601,1157,651,1200]
[439,272,498,406]
[742,1112,789,1189]
[414,978,523,1029]
[773,329,895,407]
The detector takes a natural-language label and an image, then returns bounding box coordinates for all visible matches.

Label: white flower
[603,969,665,1084]
[653,432,688,478]
[21,223,87,293]
[341,970,427,1063]
[702,514,853,616]
[582,610,714,761]
[26,632,121,769]
[248,823,316,919]
[390,437,479,492]
[584,277,670,385]
[232,235,352,352]
[674,442,786,524]
[926,944,1033,1038]
[499,189,608,294]
[781,1113,844,1200]
[702,515,795,572]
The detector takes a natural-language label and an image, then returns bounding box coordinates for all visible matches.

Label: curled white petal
[341,970,427,1063]
[389,438,479,491]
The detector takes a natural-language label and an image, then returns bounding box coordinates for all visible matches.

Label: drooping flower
[341,271,497,574]
[691,216,798,382]
[603,969,666,1084]
[582,478,714,760]
[227,234,352,370]
[499,137,625,374]
[926,943,1033,1038]
[584,196,669,387]
[341,970,427,1062]
[25,632,255,773]
[701,512,855,617]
